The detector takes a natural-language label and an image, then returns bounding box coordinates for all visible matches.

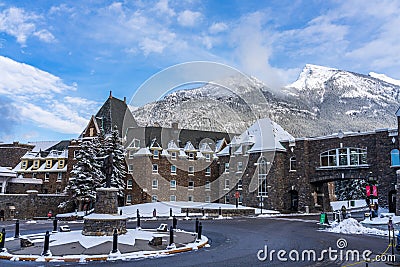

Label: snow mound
[326,218,389,236]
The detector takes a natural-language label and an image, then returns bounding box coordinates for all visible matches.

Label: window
[170,195,176,202]
[152,179,158,189]
[128,164,133,174]
[205,154,211,162]
[127,179,133,189]
[237,178,242,190]
[89,127,94,137]
[171,165,177,174]
[57,173,62,182]
[188,166,194,175]
[130,139,140,148]
[171,152,177,160]
[225,179,230,190]
[320,148,367,167]
[73,150,78,159]
[153,150,159,159]
[188,181,194,189]
[188,152,194,160]
[170,180,176,189]
[224,163,229,173]
[224,195,230,204]
[152,195,158,203]
[205,195,211,203]
[58,160,65,169]
[237,162,243,172]
[258,157,268,197]
[205,180,210,190]
[32,173,37,179]
[44,172,50,182]
[188,195,193,202]
[391,149,400,166]
[205,166,211,176]
[21,160,27,170]
[46,160,52,169]
[290,156,296,171]
[152,164,158,174]
[126,195,132,204]
[33,160,40,169]
[128,150,135,159]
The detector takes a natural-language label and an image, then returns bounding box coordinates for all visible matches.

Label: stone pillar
[396,170,400,216]
[94,188,119,214]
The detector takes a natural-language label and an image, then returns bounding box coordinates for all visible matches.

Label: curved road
[0,215,392,266]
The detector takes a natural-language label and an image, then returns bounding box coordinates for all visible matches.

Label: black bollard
[112,229,118,253]
[14,219,20,238]
[153,208,157,218]
[169,226,174,245]
[42,231,50,256]
[198,222,202,240]
[186,208,189,218]
[195,218,199,233]
[173,216,177,229]
[53,218,58,232]
[120,210,122,215]
[137,214,141,228]
[170,208,173,218]
[219,207,222,216]
[137,209,139,218]
[202,208,205,217]
[0,228,5,250]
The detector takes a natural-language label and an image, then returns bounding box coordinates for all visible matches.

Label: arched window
[290,156,296,171]
[391,149,400,166]
[258,157,268,196]
[320,147,367,167]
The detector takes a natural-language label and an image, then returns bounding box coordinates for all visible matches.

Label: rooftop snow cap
[239,118,294,153]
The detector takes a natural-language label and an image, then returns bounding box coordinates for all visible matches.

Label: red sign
[366,186,371,196]
[235,191,240,199]
[372,186,378,197]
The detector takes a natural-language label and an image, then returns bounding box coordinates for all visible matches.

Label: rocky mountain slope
[132,64,400,138]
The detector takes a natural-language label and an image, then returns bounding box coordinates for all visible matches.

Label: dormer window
[153,150,159,159]
[188,152,194,160]
[21,160,27,170]
[89,127,94,137]
[58,160,65,169]
[171,152,177,160]
[46,160,52,169]
[33,160,40,169]
[205,154,211,162]
[130,139,140,149]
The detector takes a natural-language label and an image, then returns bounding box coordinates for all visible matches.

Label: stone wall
[0,191,72,220]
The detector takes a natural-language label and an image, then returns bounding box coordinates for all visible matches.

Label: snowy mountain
[132,64,400,138]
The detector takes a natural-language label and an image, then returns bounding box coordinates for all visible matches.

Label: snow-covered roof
[167,140,180,151]
[161,149,170,157]
[0,166,16,177]
[215,138,226,153]
[196,152,205,159]
[150,138,162,150]
[216,145,230,156]
[199,143,213,153]
[184,141,196,152]
[9,177,43,184]
[28,141,60,152]
[178,149,188,158]
[134,147,152,156]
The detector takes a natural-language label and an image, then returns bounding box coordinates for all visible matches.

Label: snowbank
[330,199,366,211]
[360,213,400,225]
[324,218,393,236]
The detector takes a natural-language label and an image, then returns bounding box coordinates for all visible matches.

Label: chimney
[124,96,126,103]
[109,90,112,99]
[172,122,178,130]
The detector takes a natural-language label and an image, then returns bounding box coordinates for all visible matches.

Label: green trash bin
[350,200,355,207]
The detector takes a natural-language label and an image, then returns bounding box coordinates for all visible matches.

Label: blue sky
[0,0,400,143]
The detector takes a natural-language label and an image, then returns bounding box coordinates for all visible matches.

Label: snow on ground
[254,208,280,215]
[119,202,255,218]
[47,229,167,249]
[360,213,400,225]
[324,218,395,236]
[330,199,367,211]
[57,209,94,218]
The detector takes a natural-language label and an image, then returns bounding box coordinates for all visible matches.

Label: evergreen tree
[335,179,366,201]
[65,138,104,210]
[97,126,126,198]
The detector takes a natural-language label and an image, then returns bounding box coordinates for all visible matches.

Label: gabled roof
[167,140,180,151]
[184,141,196,152]
[199,142,213,153]
[396,107,400,117]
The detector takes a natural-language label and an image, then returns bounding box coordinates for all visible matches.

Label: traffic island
[0,228,209,262]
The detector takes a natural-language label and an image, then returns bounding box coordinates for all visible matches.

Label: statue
[103,153,113,188]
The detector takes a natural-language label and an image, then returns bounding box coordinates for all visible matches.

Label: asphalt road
[0,215,393,267]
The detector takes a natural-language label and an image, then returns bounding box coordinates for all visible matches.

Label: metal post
[169,226,174,245]
[195,218,199,233]
[53,218,58,232]
[14,219,19,238]
[202,208,205,217]
[219,207,222,216]
[112,229,118,253]
[153,208,157,218]
[137,214,141,228]
[42,231,50,256]
[186,208,189,218]
[261,195,263,214]
[120,210,122,215]
[236,198,238,209]
[173,216,177,229]
[170,208,172,218]
[0,228,5,250]
[198,222,202,240]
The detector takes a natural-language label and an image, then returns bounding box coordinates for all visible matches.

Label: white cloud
[0,56,98,135]
[177,10,202,27]
[209,22,228,34]
[0,7,55,45]
[154,0,175,17]
[139,38,166,55]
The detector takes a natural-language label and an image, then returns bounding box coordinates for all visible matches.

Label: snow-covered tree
[335,179,366,201]
[65,138,104,210]
[97,126,126,199]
